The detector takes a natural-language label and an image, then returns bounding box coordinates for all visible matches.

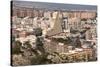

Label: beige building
[45,11,63,36]
[44,11,52,18]
[68,17,81,29]
[85,29,92,40]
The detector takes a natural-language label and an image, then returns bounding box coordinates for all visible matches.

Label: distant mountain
[12,1,97,11]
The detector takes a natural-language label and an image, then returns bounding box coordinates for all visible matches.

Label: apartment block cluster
[12,6,97,53]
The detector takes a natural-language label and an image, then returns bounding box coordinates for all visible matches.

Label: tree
[75,36,81,48]
[23,41,32,49]
[12,41,22,54]
[34,28,45,54]
[34,28,42,37]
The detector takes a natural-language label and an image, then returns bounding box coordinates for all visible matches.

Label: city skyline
[11,1,97,66]
[12,1,97,11]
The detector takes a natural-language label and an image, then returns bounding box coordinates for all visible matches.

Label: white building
[44,11,52,18]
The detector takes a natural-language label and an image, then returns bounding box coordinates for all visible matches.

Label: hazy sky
[12,1,97,11]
